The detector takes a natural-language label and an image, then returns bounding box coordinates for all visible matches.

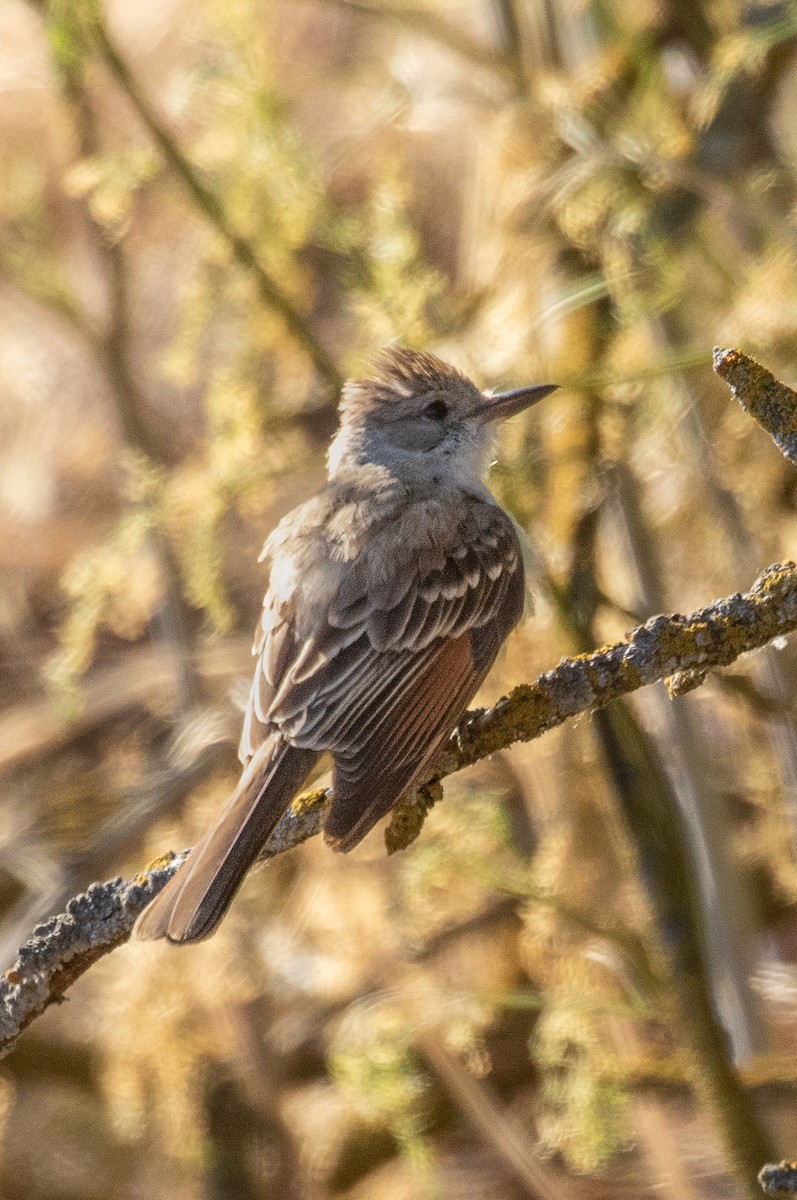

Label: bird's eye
[423,399,448,421]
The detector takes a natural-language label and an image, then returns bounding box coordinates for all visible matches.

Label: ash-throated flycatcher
[134,349,556,943]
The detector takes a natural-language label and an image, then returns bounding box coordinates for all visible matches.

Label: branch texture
[2,347,797,1057]
[714,347,797,467]
[3,561,797,1055]
[0,854,187,1057]
[760,1162,797,1197]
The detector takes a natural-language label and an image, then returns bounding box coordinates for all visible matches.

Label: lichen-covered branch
[714,347,797,467]
[760,1162,797,1197]
[0,854,187,1058]
[2,347,796,1062]
[4,559,797,1056]
[266,560,797,856]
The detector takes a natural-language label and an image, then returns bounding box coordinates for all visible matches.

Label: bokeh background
[3,0,797,1196]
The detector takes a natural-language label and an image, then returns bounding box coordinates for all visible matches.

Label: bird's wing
[241,500,526,850]
[236,501,523,849]
[326,510,525,849]
[238,587,297,763]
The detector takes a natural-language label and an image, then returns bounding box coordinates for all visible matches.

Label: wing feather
[326,633,485,849]
[239,498,526,847]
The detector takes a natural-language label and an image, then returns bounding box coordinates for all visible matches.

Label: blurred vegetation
[3,0,797,1196]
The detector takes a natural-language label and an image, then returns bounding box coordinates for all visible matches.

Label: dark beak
[475,383,558,423]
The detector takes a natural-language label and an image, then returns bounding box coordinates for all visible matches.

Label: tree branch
[0,854,187,1056]
[89,17,343,393]
[760,1162,797,1197]
[27,0,342,394]
[3,558,797,1056]
[714,347,797,468]
[2,347,797,1058]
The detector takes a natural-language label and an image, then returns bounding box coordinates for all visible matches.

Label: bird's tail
[133,736,318,944]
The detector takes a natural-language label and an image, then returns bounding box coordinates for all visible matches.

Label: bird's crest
[340,347,476,423]
[370,347,471,394]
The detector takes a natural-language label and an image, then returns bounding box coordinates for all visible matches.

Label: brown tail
[133,736,318,944]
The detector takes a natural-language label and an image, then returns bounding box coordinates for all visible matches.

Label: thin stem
[66,7,342,394]
[4,555,797,1057]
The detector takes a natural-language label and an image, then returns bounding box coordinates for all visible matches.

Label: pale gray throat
[327,420,495,492]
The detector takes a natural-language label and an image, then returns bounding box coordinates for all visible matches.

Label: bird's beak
[475,383,558,423]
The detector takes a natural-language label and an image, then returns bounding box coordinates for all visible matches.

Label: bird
[134,348,557,943]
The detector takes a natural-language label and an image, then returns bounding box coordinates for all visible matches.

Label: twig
[416,1032,567,1200]
[760,1162,797,1196]
[2,347,797,1063]
[26,0,341,393]
[89,18,342,393]
[714,347,797,468]
[2,558,797,1056]
[0,854,188,1055]
[64,59,206,711]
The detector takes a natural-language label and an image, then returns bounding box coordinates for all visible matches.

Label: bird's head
[327,347,557,485]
